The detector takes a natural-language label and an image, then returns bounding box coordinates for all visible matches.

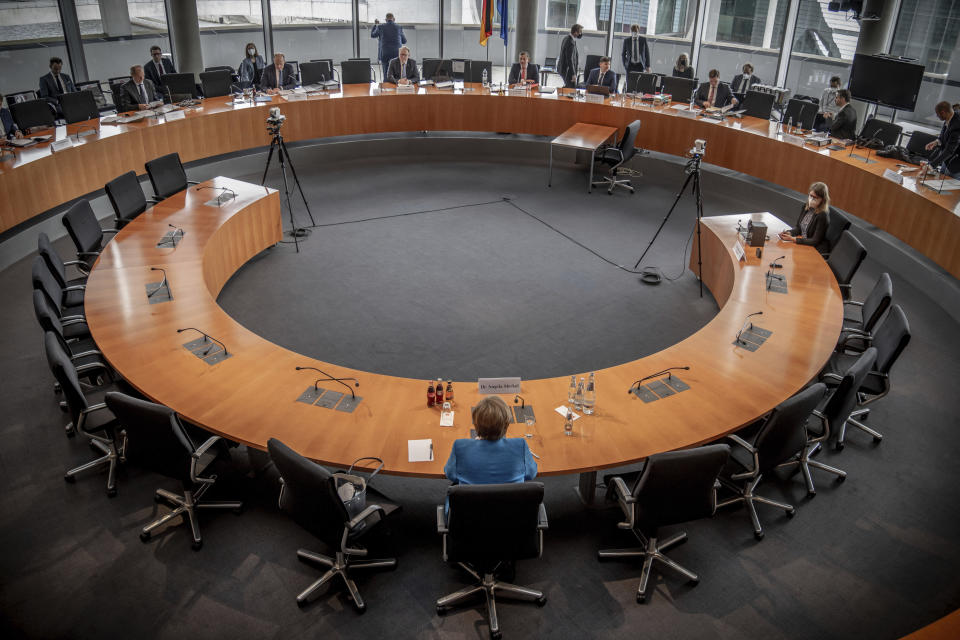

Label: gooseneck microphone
[177,327,227,356]
[769,255,785,268]
[628,366,691,393]
[169,223,184,238]
[796,102,808,131]
[735,311,764,346]
[514,394,526,409]
[147,266,170,298]
[295,365,360,399]
[195,185,237,199]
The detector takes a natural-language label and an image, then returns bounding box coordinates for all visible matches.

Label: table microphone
[295,365,360,399]
[177,327,227,356]
[147,266,170,298]
[514,394,526,409]
[769,255,785,268]
[628,366,690,393]
[735,311,763,346]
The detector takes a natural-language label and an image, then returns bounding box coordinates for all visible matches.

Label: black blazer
[830,103,858,140]
[620,35,650,70]
[1,107,18,139]
[694,82,735,108]
[144,57,177,90]
[790,205,830,255]
[38,72,76,103]
[731,73,762,93]
[260,63,297,91]
[119,78,158,112]
[508,63,540,85]
[930,112,960,175]
[586,68,618,94]
[557,34,579,84]
[672,67,694,79]
[385,57,420,84]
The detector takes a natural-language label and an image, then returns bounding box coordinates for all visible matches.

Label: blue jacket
[444,438,537,486]
[371,20,406,63]
[586,68,618,94]
[1,107,17,139]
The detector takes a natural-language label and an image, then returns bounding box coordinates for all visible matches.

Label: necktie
[156,61,163,78]
[276,68,281,88]
[139,84,147,105]
[521,65,526,81]
[632,37,639,65]
[708,85,716,106]
[599,71,605,86]
[55,74,64,94]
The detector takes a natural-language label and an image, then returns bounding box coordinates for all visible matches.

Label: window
[199,2,264,71]
[271,0,354,80]
[700,0,789,88]
[785,1,859,106]
[546,1,579,30]
[79,1,171,85]
[609,0,696,78]
[0,0,69,96]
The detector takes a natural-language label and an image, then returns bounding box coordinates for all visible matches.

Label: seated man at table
[260,52,297,94]
[922,100,960,178]
[585,56,618,94]
[695,69,737,109]
[119,65,159,112]
[731,62,762,94]
[826,89,857,141]
[385,46,419,85]
[38,56,77,115]
[508,50,539,87]
[1,93,24,139]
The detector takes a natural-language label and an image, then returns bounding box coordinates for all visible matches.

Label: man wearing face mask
[922,101,960,178]
[239,42,266,90]
[778,181,832,255]
[558,23,583,89]
[621,24,650,78]
[144,45,176,98]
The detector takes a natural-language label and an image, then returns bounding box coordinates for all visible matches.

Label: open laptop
[586,84,610,97]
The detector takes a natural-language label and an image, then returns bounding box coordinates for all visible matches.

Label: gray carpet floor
[2,143,960,640]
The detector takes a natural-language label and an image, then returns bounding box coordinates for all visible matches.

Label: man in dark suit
[38,56,77,114]
[586,56,618,94]
[827,89,857,140]
[508,51,539,86]
[260,52,297,93]
[694,69,737,109]
[731,63,762,94]
[371,13,407,79]
[557,23,582,89]
[1,93,23,139]
[621,24,650,77]
[144,45,176,97]
[385,46,420,85]
[119,65,159,112]
[924,100,960,177]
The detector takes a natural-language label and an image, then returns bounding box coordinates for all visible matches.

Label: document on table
[408,439,434,462]
[554,406,580,420]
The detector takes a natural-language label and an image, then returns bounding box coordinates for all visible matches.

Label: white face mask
[808,196,817,209]
[248,49,256,56]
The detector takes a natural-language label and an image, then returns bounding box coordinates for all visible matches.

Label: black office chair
[422,59,453,82]
[859,117,903,147]
[742,90,776,119]
[718,383,838,539]
[592,119,642,195]
[62,199,119,272]
[76,80,114,111]
[44,332,122,492]
[660,76,697,103]
[340,59,372,84]
[300,61,331,86]
[827,230,866,300]
[437,482,547,638]
[162,72,199,101]
[465,60,492,84]
[199,70,233,98]
[34,290,109,386]
[905,130,937,159]
[307,58,337,83]
[583,54,602,83]
[837,272,892,351]
[598,444,729,603]
[38,232,88,292]
[784,98,818,131]
[59,90,100,124]
[822,210,851,259]
[628,71,660,94]
[145,152,193,199]
[267,438,399,610]
[6,89,38,104]
[105,171,156,228]
[821,305,910,448]
[106,392,242,548]
[32,255,85,319]
[10,98,55,132]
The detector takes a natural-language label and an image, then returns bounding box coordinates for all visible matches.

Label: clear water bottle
[564,411,574,436]
[481,68,489,89]
[786,117,793,134]
[574,378,585,412]
[567,375,577,405]
[583,372,596,415]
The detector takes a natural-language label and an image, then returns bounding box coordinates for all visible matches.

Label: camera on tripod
[266,107,286,135]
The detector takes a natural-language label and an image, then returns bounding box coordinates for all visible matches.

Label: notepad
[408,439,433,462]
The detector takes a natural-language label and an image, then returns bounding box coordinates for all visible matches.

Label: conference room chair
[540,56,556,86]
[34,290,109,384]
[815,347,880,453]
[592,119,642,195]
[162,72,200,101]
[300,61,333,86]
[145,152,194,200]
[199,70,233,98]
[59,90,100,124]
[105,171,157,229]
[108,78,127,112]
[628,71,660,94]
[203,64,237,84]
[75,80,114,112]
[61,199,119,272]
[859,117,903,147]
[422,59,453,83]
[784,98,818,131]
[584,54,602,79]
[436,482,547,638]
[340,59,372,84]
[38,232,88,291]
[837,272,893,351]
[267,438,399,610]
[465,59,492,84]
[821,305,910,449]
[598,444,729,603]
[741,90,776,119]
[10,98,55,133]
[32,256,85,321]
[44,332,122,492]
[307,58,337,82]
[822,211,851,259]
[827,230,867,300]
[906,130,937,159]
[660,76,697,104]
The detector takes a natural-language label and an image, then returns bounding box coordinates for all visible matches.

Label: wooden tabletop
[551,122,619,150]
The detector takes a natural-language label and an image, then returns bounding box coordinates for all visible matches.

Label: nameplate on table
[508,87,527,97]
[783,133,804,147]
[50,138,75,153]
[585,93,605,104]
[676,107,699,119]
[732,241,746,262]
[478,377,522,394]
[164,110,186,121]
[882,168,904,185]
[396,83,416,94]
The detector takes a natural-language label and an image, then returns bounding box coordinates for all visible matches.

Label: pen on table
[530,451,541,460]
[429,442,433,460]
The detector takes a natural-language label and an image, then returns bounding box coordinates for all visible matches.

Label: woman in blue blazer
[444,396,537,486]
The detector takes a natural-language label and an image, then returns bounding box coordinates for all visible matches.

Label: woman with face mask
[778,181,832,255]
[239,43,266,89]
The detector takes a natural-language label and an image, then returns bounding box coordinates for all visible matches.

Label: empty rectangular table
[548,122,619,192]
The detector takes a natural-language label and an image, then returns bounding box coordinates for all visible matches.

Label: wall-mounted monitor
[848,54,925,112]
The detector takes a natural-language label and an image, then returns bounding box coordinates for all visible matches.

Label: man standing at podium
[371,13,407,80]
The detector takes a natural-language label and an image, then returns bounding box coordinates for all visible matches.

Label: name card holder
[396,83,416,94]
[508,87,527,97]
[478,377,522,394]
[585,93,605,104]
[50,138,74,153]
[783,133,804,147]
[882,168,904,185]
[164,110,186,121]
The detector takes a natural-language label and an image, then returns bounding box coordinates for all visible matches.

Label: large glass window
[542,0,606,83]
[198,2,264,72]
[360,1,439,81]
[270,0,354,81]
[79,1,171,86]
[0,0,69,97]
[784,1,859,106]
[443,0,485,67]
[609,0,696,80]
[700,0,788,87]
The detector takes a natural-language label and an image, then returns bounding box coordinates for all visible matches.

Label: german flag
[480,0,494,46]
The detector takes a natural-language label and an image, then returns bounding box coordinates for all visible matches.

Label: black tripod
[261,126,315,252]
[633,153,705,297]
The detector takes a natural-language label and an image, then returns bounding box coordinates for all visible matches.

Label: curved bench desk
[84,172,842,479]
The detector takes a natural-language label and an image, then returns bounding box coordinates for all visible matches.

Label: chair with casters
[32,255,85,321]
[741,90,776,119]
[33,289,106,378]
[10,98,55,132]
[199,70,233,98]
[827,230,866,300]
[820,305,910,448]
[76,80,113,112]
[38,232,88,290]
[905,130,937,159]
[837,272,892,351]
[300,61,334,86]
[592,119,642,194]
[822,210,851,259]
[859,117,903,147]
[105,171,156,228]
[267,437,399,610]
[106,391,243,549]
[718,383,840,539]
[43,332,122,490]
[598,444,729,603]
[436,482,547,639]
[61,199,119,272]
[145,152,195,199]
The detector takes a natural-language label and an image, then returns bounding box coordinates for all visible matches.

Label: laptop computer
[587,84,610,96]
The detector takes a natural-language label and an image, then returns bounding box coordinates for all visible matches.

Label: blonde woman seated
[778,181,832,255]
[444,396,537,486]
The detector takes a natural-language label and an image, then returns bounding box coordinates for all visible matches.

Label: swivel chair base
[436,562,545,640]
[592,173,635,195]
[139,484,242,550]
[598,531,699,602]
[777,442,847,494]
[835,410,882,450]
[717,474,796,540]
[295,548,396,612]
[63,437,118,497]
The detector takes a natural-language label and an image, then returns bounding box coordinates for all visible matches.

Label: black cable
[306,199,505,229]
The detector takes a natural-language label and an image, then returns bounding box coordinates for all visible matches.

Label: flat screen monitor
[661,76,696,103]
[849,53,925,111]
